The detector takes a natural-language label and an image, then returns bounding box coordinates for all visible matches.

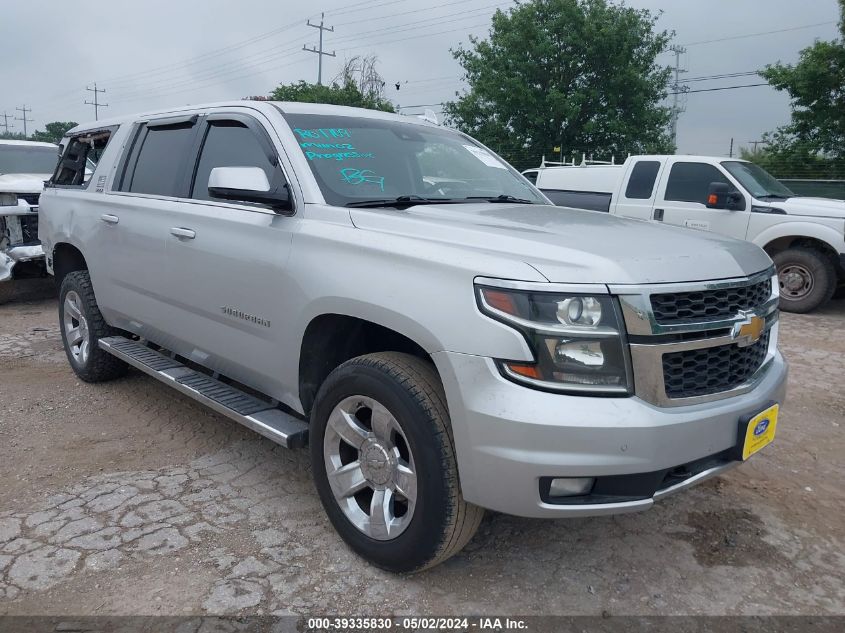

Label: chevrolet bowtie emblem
[732,311,765,348]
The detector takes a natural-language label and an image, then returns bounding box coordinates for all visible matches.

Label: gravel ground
[0,280,843,616]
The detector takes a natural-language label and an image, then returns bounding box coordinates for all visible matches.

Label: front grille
[651,278,772,324]
[17,193,40,207]
[662,330,770,399]
[0,214,39,246]
[19,215,38,243]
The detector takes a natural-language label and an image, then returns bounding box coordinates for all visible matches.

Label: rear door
[162,109,298,398]
[611,159,665,221]
[654,159,751,239]
[90,117,200,336]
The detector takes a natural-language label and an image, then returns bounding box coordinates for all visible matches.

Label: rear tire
[59,270,128,382]
[310,352,483,573]
[773,248,836,313]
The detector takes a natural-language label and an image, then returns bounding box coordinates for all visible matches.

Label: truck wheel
[59,270,128,382]
[310,352,484,573]
[773,248,836,313]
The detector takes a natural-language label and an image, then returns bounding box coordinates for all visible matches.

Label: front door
[654,160,751,240]
[163,110,299,400]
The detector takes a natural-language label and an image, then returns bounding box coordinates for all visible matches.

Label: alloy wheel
[323,395,417,540]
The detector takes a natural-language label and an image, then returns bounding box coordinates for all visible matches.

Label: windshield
[722,161,794,199]
[282,113,546,206]
[0,145,58,175]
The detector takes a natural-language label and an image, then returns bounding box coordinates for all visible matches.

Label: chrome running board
[98,336,308,449]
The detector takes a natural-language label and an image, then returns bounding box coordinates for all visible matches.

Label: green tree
[0,131,27,141]
[444,0,673,169]
[268,79,394,112]
[268,56,394,112]
[756,0,845,169]
[30,121,78,144]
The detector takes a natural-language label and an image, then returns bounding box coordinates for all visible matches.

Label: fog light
[549,477,595,498]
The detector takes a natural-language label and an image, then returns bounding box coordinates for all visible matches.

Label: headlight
[476,284,632,395]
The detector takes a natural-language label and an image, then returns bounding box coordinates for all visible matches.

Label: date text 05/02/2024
[305,616,529,631]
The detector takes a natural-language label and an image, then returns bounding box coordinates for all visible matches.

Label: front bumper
[433,350,788,518]
[1,206,44,283]
[1,243,44,283]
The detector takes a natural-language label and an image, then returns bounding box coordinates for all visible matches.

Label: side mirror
[706,182,730,209]
[706,182,745,211]
[208,166,292,212]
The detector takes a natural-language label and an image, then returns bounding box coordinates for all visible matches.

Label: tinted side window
[624,161,660,199]
[127,124,196,197]
[192,121,276,201]
[523,170,538,185]
[664,162,732,204]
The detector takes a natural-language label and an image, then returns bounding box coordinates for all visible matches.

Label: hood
[0,173,49,194]
[773,196,845,219]
[350,203,772,285]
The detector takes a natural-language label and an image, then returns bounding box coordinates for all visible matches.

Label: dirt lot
[0,281,843,616]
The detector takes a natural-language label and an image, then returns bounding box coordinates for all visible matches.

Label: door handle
[170,227,196,240]
[653,208,664,221]
[100,214,119,224]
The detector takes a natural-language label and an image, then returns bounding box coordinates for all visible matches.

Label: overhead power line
[670,82,770,95]
[681,21,836,46]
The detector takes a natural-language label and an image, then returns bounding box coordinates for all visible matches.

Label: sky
[0,0,841,158]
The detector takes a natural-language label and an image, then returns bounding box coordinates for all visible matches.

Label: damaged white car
[0,140,57,302]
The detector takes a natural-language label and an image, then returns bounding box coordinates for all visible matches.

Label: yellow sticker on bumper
[742,403,779,460]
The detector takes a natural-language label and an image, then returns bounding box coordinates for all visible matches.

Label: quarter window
[192,121,277,201]
[126,123,196,197]
[664,162,733,205]
[53,129,114,187]
[624,160,660,199]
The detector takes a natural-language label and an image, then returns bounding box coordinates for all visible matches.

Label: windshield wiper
[345,195,470,208]
[465,194,536,204]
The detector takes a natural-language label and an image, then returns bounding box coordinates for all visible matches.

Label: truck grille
[662,330,770,399]
[0,214,39,246]
[18,193,40,207]
[19,214,39,243]
[650,278,772,324]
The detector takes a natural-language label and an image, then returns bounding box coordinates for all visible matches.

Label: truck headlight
[476,285,632,395]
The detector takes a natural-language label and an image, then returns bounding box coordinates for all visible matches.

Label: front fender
[752,221,845,256]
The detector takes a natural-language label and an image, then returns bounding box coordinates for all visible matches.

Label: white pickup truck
[526,156,845,313]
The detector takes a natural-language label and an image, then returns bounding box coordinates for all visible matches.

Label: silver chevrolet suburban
[39,102,788,572]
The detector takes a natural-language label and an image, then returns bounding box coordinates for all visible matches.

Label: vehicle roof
[67,101,440,135]
[0,139,58,148]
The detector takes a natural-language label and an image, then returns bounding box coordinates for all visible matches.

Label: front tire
[773,248,837,313]
[310,352,483,573]
[59,270,128,382]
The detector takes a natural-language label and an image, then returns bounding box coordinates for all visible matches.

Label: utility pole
[729,137,734,158]
[668,45,688,150]
[15,105,33,138]
[303,13,336,85]
[85,83,108,120]
[748,140,766,152]
[1,112,14,135]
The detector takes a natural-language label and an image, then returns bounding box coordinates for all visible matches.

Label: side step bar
[98,336,308,449]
